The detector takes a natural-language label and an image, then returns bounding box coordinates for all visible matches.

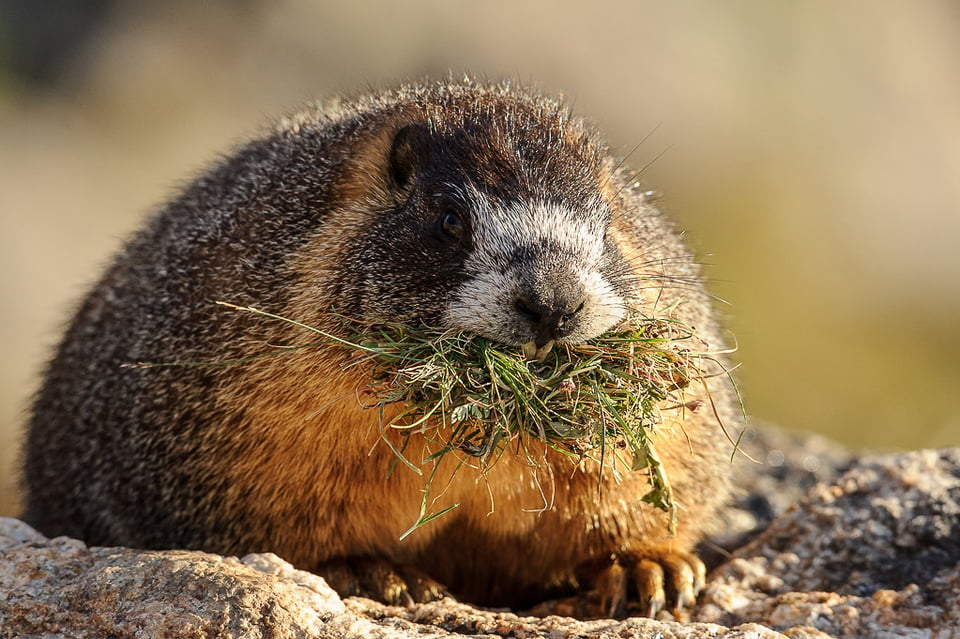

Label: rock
[3,434,958,639]
[346,598,785,639]
[0,518,345,638]
[0,515,780,638]
[701,424,854,567]
[696,448,960,638]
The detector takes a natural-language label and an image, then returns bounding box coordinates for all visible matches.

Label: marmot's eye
[440,209,465,241]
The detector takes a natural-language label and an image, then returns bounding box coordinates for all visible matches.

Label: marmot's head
[331,84,638,357]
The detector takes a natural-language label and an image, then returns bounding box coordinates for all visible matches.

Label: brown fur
[22,78,738,613]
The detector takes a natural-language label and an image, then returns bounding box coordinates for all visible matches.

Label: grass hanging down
[210,302,718,537]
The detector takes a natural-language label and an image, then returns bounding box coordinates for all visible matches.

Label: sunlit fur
[446,192,625,345]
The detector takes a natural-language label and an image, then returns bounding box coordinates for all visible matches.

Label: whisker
[610,144,673,202]
[599,123,662,193]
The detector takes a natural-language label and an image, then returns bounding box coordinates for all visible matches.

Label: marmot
[22,78,739,618]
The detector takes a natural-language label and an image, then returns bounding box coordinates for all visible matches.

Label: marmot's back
[23,79,739,617]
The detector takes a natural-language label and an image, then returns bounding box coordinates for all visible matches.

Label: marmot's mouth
[444,273,627,357]
[521,339,555,362]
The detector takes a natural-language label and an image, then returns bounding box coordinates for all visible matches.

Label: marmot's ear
[388,123,429,189]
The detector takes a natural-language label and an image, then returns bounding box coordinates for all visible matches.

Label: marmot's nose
[514,296,586,348]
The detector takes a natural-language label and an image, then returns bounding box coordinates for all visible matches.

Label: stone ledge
[3,436,958,638]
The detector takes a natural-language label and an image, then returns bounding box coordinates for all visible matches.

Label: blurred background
[1,0,958,518]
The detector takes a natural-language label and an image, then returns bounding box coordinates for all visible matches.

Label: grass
[213,302,720,538]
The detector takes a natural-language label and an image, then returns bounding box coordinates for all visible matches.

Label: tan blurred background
[1,1,958,518]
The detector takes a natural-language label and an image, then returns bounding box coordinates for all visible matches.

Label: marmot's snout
[513,293,585,346]
[514,265,589,349]
[445,200,627,351]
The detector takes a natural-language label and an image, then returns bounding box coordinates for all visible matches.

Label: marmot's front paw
[593,551,706,618]
[318,556,449,606]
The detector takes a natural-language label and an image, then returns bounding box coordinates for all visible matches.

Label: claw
[396,564,450,603]
[318,556,447,606]
[632,558,666,617]
[589,551,707,618]
[595,561,627,618]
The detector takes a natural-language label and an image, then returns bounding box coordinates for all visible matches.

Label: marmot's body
[23,79,738,617]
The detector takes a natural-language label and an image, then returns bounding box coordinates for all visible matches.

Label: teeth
[522,341,538,359]
[522,340,556,361]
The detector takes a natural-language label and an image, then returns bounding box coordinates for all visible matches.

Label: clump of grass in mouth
[214,302,716,538]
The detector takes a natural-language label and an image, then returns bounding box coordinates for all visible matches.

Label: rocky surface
[701,424,854,568]
[3,430,959,638]
[697,447,960,638]
[0,518,345,638]
[0,517,779,638]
